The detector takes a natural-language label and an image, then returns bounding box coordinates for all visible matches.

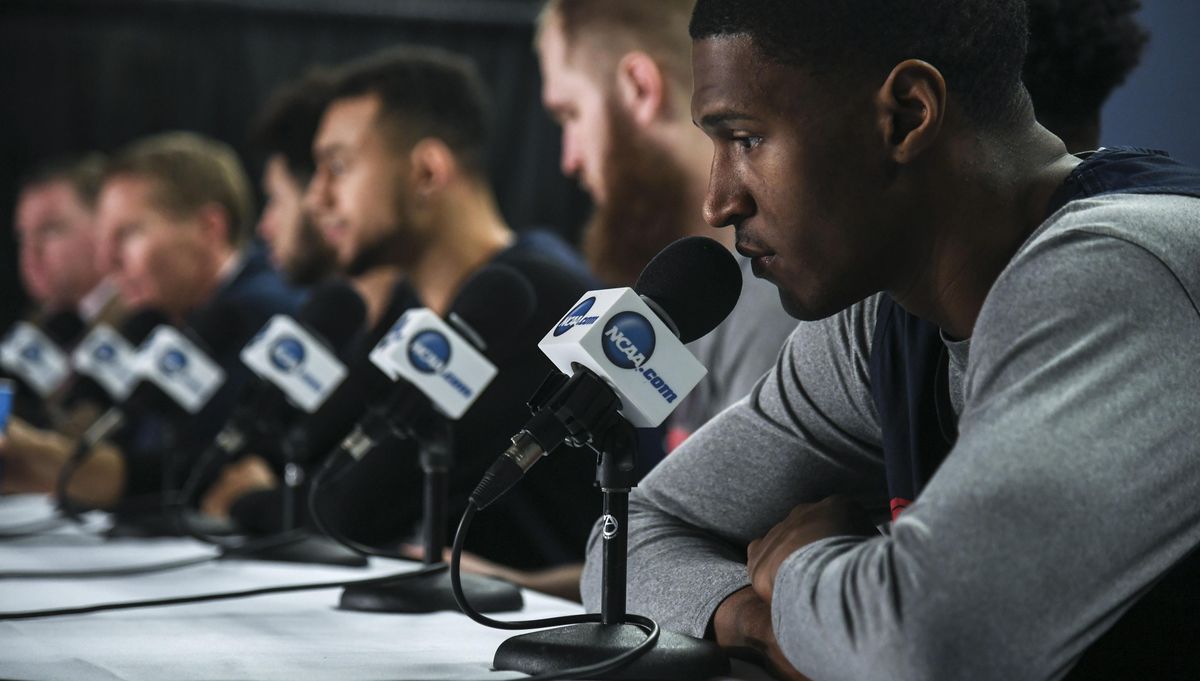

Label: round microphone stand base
[231,531,368,568]
[493,623,729,680]
[339,569,522,614]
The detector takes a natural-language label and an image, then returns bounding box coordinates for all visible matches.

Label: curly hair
[1024,0,1148,133]
[252,68,335,185]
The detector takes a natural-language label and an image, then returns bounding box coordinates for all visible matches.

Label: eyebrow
[312,142,347,162]
[696,111,759,130]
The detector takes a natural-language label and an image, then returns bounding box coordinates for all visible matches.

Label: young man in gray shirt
[581,1,1200,679]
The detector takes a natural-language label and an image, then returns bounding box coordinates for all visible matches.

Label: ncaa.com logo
[158,349,189,375]
[408,330,473,398]
[269,337,306,373]
[94,343,116,363]
[554,297,600,336]
[268,335,326,392]
[21,343,43,363]
[408,330,450,374]
[601,312,678,403]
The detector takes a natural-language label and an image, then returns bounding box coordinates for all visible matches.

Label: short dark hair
[105,131,255,247]
[689,0,1030,126]
[253,67,335,185]
[20,153,108,209]
[1024,0,1148,130]
[328,47,491,178]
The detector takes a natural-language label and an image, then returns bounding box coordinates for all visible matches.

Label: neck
[350,266,403,330]
[891,122,1080,339]
[185,245,238,317]
[408,183,513,315]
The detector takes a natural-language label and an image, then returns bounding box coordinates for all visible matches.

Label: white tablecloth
[0,496,768,681]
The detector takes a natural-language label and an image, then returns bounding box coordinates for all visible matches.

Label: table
[0,496,768,681]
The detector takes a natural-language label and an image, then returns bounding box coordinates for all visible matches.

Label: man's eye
[733,135,763,151]
[328,158,347,176]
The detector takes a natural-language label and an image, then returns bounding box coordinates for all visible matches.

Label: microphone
[79,304,237,449]
[67,309,167,410]
[470,236,742,509]
[70,309,170,442]
[0,311,85,399]
[329,263,537,467]
[207,281,367,462]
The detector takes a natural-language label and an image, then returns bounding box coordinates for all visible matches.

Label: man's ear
[195,202,233,247]
[409,138,456,199]
[876,59,946,164]
[615,51,667,127]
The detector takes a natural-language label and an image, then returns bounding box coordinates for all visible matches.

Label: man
[200,67,411,521]
[535,0,796,445]
[583,1,1200,679]
[13,155,119,325]
[251,69,339,288]
[8,155,124,433]
[0,132,302,509]
[287,47,604,574]
[1025,0,1149,153]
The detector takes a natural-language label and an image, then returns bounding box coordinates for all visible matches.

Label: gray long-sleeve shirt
[581,192,1200,680]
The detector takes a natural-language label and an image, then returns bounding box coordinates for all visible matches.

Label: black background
[1,0,592,330]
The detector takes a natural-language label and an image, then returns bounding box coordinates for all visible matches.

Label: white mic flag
[538,288,706,428]
[240,315,349,413]
[133,326,225,414]
[370,308,497,419]
[0,322,71,398]
[72,324,139,400]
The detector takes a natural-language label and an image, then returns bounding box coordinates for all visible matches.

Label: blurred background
[2,0,1198,333]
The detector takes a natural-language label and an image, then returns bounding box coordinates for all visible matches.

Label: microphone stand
[487,369,729,679]
[339,417,523,613]
[231,425,368,567]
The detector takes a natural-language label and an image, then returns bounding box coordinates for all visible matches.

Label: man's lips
[736,243,776,278]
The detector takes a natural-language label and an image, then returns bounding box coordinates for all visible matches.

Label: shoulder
[969,193,1200,404]
[218,250,304,328]
[994,192,1200,320]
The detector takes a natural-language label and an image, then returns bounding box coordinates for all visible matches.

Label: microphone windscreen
[448,264,537,360]
[42,310,85,346]
[296,280,367,356]
[188,301,248,358]
[634,236,742,344]
[120,308,171,345]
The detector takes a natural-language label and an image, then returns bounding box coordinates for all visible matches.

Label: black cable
[0,528,334,580]
[450,501,661,680]
[0,553,218,580]
[54,439,90,523]
[305,456,411,562]
[0,563,448,621]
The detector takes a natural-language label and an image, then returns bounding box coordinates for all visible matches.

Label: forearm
[66,441,127,508]
[581,501,753,636]
[584,303,885,634]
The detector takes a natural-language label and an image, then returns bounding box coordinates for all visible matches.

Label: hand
[711,587,812,681]
[200,455,278,519]
[747,495,876,604]
[400,545,584,602]
[0,416,71,495]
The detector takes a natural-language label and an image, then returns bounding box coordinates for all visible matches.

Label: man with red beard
[535,0,796,448]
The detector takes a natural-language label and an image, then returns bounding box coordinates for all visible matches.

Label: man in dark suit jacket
[0,132,302,508]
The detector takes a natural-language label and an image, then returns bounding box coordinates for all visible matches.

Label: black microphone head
[42,310,85,346]
[447,263,537,361]
[296,280,367,356]
[119,308,171,345]
[633,236,742,344]
[187,300,248,358]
